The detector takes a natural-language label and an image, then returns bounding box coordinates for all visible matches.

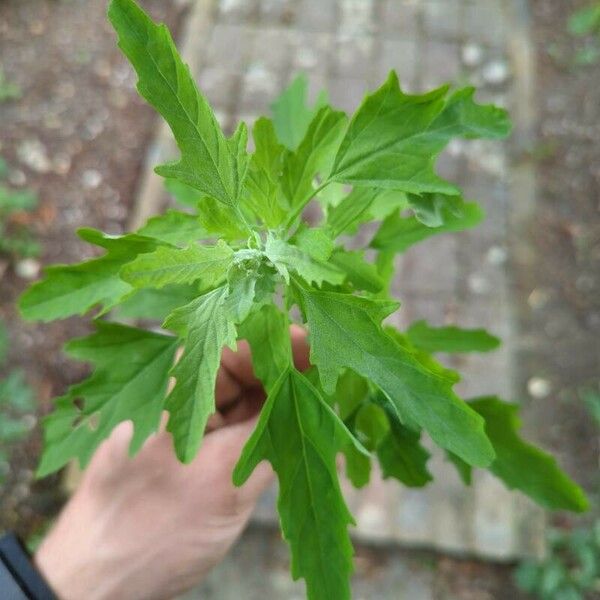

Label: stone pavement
[133,0,541,581]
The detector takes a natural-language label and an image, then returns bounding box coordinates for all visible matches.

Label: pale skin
[34,328,309,600]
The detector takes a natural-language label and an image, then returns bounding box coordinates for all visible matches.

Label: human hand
[34,328,309,600]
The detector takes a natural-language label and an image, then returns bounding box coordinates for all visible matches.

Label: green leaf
[239,304,292,392]
[19,229,160,322]
[281,106,347,213]
[234,368,365,600]
[293,227,334,262]
[0,370,36,413]
[469,397,589,512]
[330,249,383,293]
[37,322,177,477]
[377,416,433,488]
[406,320,501,354]
[354,402,390,451]
[108,0,248,207]
[271,74,328,150]
[371,200,484,253]
[137,210,206,245]
[265,235,345,287]
[446,451,473,485]
[568,5,600,36]
[243,117,287,228]
[0,319,7,365]
[165,178,203,208]
[163,287,236,462]
[197,196,250,240]
[295,284,495,467]
[328,72,510,193]
[224,257,277,324]
[0,186,38,213]
[408,193,467,227]
[325,187,407,238]
[120,240,234,289]
[114,284,200,321]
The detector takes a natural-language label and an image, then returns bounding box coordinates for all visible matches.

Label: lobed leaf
[37,322,177,476]
[108,0,248,207]
[469,397,589,512]
[406,320,501,354]
[162,286,236,462]
[295,283,495,467]
[120,240,234,289]
[234,368,366,600]
[327,72,510,194]
[371,200,484,253]
[19,229,160,322]
[271,74,328,150]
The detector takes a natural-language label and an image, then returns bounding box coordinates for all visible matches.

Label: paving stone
[216,0,260,24]
[333,34,374,79]
[376,38,419,89]
[258,0,296,25]
[328,76,371,112]
[339,0,375,36]
[462,0,508,48]
[421,40,461,89]
[380,0,422,38]
[205,24,254,70]
[398,234,460,294]
[423,0,463,40]
[295,0,338,32]
[249,27,293,73]
[197,67,239,113]
[289,31,334,73]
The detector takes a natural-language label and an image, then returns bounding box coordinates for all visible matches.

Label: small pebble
[7,169,26,186]
[17,139,51,173]
[15,258,41,280]
[468,274,491,295]
[462,43,484,67]
[527,377,552,399]
[482,60,510,86]
[487,245,507,265]
[82,169,102,189]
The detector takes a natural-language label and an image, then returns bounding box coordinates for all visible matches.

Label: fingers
[220,339,261,390]
[290,325,310,372]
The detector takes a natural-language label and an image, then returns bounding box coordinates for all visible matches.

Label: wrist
[34,485,116,600]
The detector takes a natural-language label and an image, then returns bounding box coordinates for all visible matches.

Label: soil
[522,0,600,511]
[0,0,187,535]
[0,0,597,598]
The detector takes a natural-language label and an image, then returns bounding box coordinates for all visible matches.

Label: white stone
[468,274,491,295]
[527,377,552,399]
[81,169,102,189]
[482,60,510,86]
[17,139,51,173]
[487,245,507,265]
[462,43,484,67]
[15,258,40,280]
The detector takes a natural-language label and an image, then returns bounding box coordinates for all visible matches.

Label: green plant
[0,319,36,484]
[568,3,600,66]
[0,158,40,259]
[18,1,588,598]
[516,522,600,600]
[0,69,21,103]
[516,387,599,600]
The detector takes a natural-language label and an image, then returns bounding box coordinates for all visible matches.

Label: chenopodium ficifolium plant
[19,1,588,598]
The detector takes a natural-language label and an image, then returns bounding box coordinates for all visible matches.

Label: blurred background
[0,0,598,598]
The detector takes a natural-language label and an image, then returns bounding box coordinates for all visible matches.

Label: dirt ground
[0,0,597,598]
[0,0,187,534]
[523,0,600,509]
